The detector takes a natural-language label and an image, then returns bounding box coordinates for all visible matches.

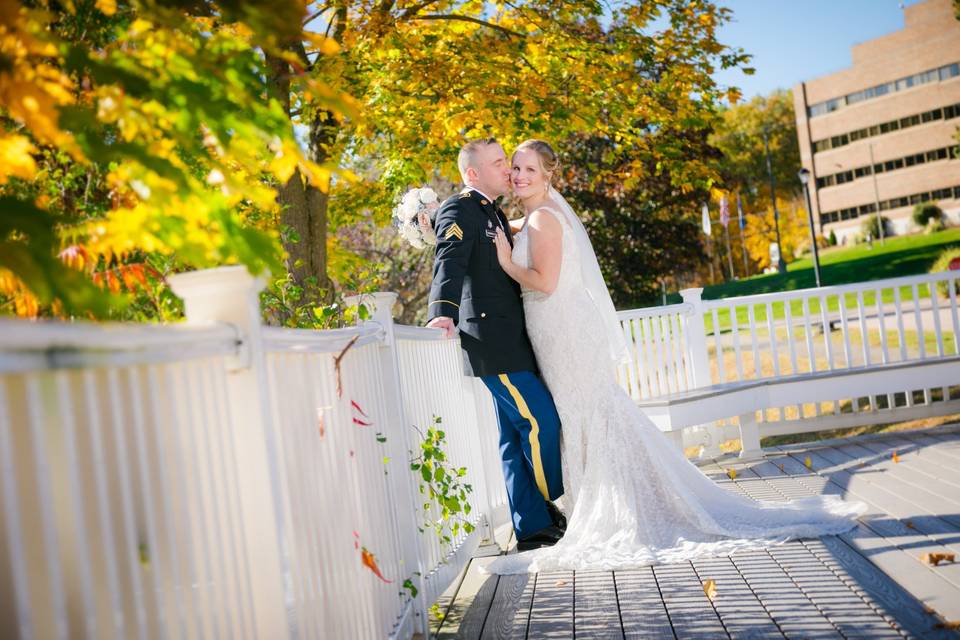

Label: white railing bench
[636,355,960,459]
[617,273,960,460]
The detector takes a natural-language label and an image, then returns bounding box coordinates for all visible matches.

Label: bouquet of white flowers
[393,187,440,249]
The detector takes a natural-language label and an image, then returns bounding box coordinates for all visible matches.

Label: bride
[485,139,865,574]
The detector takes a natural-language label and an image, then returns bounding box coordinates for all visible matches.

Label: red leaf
[351,399,369,417]
[353,417,373,427]
[361,547,392,583]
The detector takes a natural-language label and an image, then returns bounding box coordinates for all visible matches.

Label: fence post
[680,288,723,457]
[680,288,712,389]
[168,266,289,638]
[344,292,430,635]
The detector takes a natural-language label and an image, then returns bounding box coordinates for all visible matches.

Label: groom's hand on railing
[426,316,456,338]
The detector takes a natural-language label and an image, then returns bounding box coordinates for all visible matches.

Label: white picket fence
[2,265,960,638]
[617,270,960,454]
[0,267,507,640]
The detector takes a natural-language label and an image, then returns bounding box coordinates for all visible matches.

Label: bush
[931,247,960,297]
[828,229,838,246]
[912,201,943,227]
[860,214,890,241]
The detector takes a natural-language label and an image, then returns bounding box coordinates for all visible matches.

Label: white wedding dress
[484,198,865,574]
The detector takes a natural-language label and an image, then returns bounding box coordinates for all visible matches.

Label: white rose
[418,188,438,205]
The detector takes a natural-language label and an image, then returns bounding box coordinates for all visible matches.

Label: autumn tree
[710,89,807,270]
[0,0,351,318]
[267,0,750,308]
[560,133,715,307]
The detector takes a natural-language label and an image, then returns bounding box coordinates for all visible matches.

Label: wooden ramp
[432,425,960,639]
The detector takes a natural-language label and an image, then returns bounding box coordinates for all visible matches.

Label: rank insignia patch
[445,222,464,240]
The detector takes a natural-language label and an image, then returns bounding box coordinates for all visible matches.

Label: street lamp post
[868,142,886,246]
[797,167,823,287]
[762,128,787,274]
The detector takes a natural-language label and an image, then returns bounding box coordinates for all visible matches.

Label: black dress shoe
[546,500,567,531]
[517,524,564,552]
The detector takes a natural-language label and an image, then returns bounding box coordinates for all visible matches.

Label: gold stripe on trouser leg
[499,373,549,501]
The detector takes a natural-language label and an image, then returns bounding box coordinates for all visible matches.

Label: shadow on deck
[433,424,960,639]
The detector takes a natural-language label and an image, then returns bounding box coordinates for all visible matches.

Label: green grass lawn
[673,227,960,303]
[660,228,960,334]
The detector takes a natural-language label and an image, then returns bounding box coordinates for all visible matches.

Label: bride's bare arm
[493,209,563,295]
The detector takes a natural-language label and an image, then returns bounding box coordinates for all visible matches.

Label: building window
[808,60,960,118]
[811,102,960,155]
[820,184,960,224]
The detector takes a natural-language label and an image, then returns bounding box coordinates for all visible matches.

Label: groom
[427,138,565,551]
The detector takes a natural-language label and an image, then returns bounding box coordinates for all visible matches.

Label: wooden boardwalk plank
[614,567,674,640]
[884,433,960,490]
[653,561,728,639]
[788,446,960,596]
[436,557,499,640]
[767,542,902,639]
[480,572,535,640]
[689,555,785,639]
[770,449,959,638]
[728,549,841,638]
[526,570,573,639]
[444,429,960,639]
[783,448,960,620]
[574,570,622,639]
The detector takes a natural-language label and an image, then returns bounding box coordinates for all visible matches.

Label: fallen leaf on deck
[702,578,717,601]
[923,605,937,615]
[904,521,916,529]
[935,621,960,630]
[361,546,393,583]
[804,456,812,469]
[921,553,955,566]
[892,451,900,463]
[554,580,568,587]
[778,463,785,473]
[727,468,737,480]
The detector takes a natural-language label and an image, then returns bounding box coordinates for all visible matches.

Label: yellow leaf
[304,32,340,55]
[96,0,117,16]
[0,134,37,184]
[804,456,812,469]
[726,468,736,480]
[702,578,717,601]
[921,553,955,566]
[892,451,900,463]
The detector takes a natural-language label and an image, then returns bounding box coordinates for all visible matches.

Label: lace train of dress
[484,205,865,575]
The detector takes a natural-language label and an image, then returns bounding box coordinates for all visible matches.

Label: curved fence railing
[614,270,960,454]
[3,265,959,638]
[0,268,505,639]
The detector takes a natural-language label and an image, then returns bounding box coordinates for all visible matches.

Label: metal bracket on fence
[223,322,251,372]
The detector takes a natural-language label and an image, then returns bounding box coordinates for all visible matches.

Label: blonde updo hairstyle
[513,139,560,188]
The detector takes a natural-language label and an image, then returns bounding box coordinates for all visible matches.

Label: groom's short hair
[458,137,500,177]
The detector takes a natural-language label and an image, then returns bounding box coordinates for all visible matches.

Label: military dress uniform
[428,188,564,540]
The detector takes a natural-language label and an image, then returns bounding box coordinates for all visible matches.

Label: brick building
[794,0,960,243]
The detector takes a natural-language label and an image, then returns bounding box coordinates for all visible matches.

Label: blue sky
[712,0,925,99]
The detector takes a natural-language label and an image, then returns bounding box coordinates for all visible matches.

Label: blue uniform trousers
[480,371,563,539]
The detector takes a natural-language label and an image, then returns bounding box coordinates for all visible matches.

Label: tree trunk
[265,49,336,299]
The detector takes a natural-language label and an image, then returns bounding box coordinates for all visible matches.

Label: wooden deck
[432,424,960,639]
